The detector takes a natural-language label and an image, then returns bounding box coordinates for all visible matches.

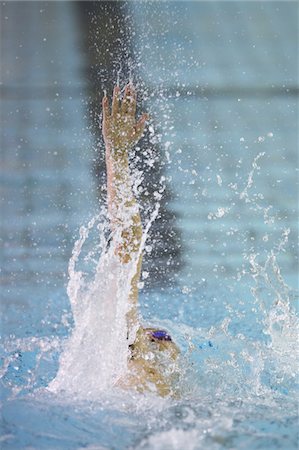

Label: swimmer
[102,83,180,397]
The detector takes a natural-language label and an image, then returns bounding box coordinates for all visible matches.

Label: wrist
[109,143,132,158]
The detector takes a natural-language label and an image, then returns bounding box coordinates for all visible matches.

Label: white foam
[48,200,161,398]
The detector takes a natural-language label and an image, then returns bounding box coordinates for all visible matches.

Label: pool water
[1,2,298,449]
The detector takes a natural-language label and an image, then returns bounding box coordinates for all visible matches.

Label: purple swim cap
[150,330,172,341]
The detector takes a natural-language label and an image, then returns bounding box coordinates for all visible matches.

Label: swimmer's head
[129,326,179,360]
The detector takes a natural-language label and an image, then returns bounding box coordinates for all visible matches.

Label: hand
[102,83,149,153]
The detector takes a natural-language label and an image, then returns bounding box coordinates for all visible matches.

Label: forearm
[106,144,142,263]
[106,144,135,219]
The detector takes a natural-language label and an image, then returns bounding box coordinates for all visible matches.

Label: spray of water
[46,187,161,397]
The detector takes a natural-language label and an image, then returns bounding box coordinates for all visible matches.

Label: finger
[102,94,110,121]
[134,113,149,140]
[121,84,133,114]
[112,86,120,117]
[127,85,137,117]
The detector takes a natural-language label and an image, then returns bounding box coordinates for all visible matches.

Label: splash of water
[247,229,298,376]
[47,197,161,398]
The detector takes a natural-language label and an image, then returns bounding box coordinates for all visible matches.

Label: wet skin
[102,84,180,396]
[121,327,180,397]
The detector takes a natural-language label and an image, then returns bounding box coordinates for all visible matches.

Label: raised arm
[102,83,148,330]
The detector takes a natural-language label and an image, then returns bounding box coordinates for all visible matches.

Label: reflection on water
[1,2,96,337]
[1,2,298,450]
